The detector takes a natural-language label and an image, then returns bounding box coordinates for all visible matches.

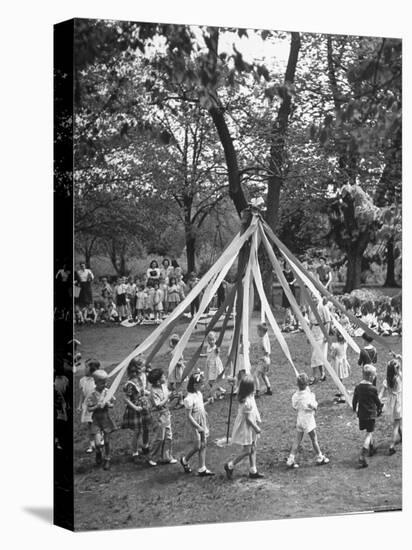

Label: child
[252,322,272,397]
[167,277,181,313]
[286,373,329,469]
[146,285,155,320]
[159,277,168,317]
[167,334,185,408]
[224,375,264,479]
[114,277,127,321]
[135,284,146,322]
[203,331,226,403]
[83,303,98,324]
[86,369,116,470]
[358,332,377,385]
[330,332,351,403]
[108,299,119,322]
[152,281,163,324]
[147,368,177,466]
[352,364,383,468]
[121,357,151,461]
[126,276,136,320]
[180,372,214,476]
[379,359,402,455]
[75,304,84,324]
[77,359,100,453]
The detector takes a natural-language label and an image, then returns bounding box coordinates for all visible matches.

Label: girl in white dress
[77,360,99,453]
[224,375,264,479]
[286,373,329,469]
[180,372,214,477]
[379,358,402,455]
[330,332,351,403]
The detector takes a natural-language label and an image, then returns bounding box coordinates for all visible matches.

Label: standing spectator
[217,280,227,309]
[76,262,94,308]
[160,258,173,282]
[176,274,187,301]
[126,276,137,320]
[55,263,71,316]
[135,284,146,322]
[309,297,331,384]
[187,272,200,318]
[100,277,113,319]
[166,277,181,313]
[114,277,127,321]
[146,260,160,286]
[316,257,333,292]
[281,260,297,330]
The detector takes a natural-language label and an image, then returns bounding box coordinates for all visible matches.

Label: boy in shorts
[352,364,383,468]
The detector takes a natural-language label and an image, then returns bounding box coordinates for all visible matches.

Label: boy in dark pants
[352,364,382,467]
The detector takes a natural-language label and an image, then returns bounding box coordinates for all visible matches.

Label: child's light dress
[330,342,350,379]
[231,395,261,445]
[136,290,146,310]
[79,375,95,423]
[153,288,163,312]
[256,333,271,374]
[381,375,402,421]
[292,388,317,434]
[205,344,224,382]
[183,391,209,441]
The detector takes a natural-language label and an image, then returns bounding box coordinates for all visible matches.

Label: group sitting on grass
[71,323,402,476]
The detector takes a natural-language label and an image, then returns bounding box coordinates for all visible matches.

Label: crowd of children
[75,273,188,325]
[281,293,402,338]
[73,315,401,478]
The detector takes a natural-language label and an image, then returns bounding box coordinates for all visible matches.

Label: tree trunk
[344,238,368,292]
[209,106,248,216]
[266,32,301,231]
[185,231,196,273]
[384,237,398,287]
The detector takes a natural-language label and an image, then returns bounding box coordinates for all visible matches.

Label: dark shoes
[320,375,327,382]
[265,388,273,395]
[369,444,377,457]
[358,457,368,468]
[103,459,111,470]
[180,456,192,474]
[249,471,264,479]
[224,463,234,480]
[389,447,396,455]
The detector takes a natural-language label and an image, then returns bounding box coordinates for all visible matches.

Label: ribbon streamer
[260,226,350,404]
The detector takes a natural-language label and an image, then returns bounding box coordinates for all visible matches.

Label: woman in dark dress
[76,262,94,308]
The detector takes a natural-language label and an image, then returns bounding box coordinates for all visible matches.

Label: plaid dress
[121,379,151,431]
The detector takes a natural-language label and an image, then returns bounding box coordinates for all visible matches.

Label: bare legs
[287,429,328,468]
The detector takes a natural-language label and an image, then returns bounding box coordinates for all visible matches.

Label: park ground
[73,313,402,531]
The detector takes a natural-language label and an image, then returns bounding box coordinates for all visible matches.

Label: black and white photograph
[52,16,404,531]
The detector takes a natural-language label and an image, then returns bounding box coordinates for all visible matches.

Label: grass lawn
[73,314,402,531]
